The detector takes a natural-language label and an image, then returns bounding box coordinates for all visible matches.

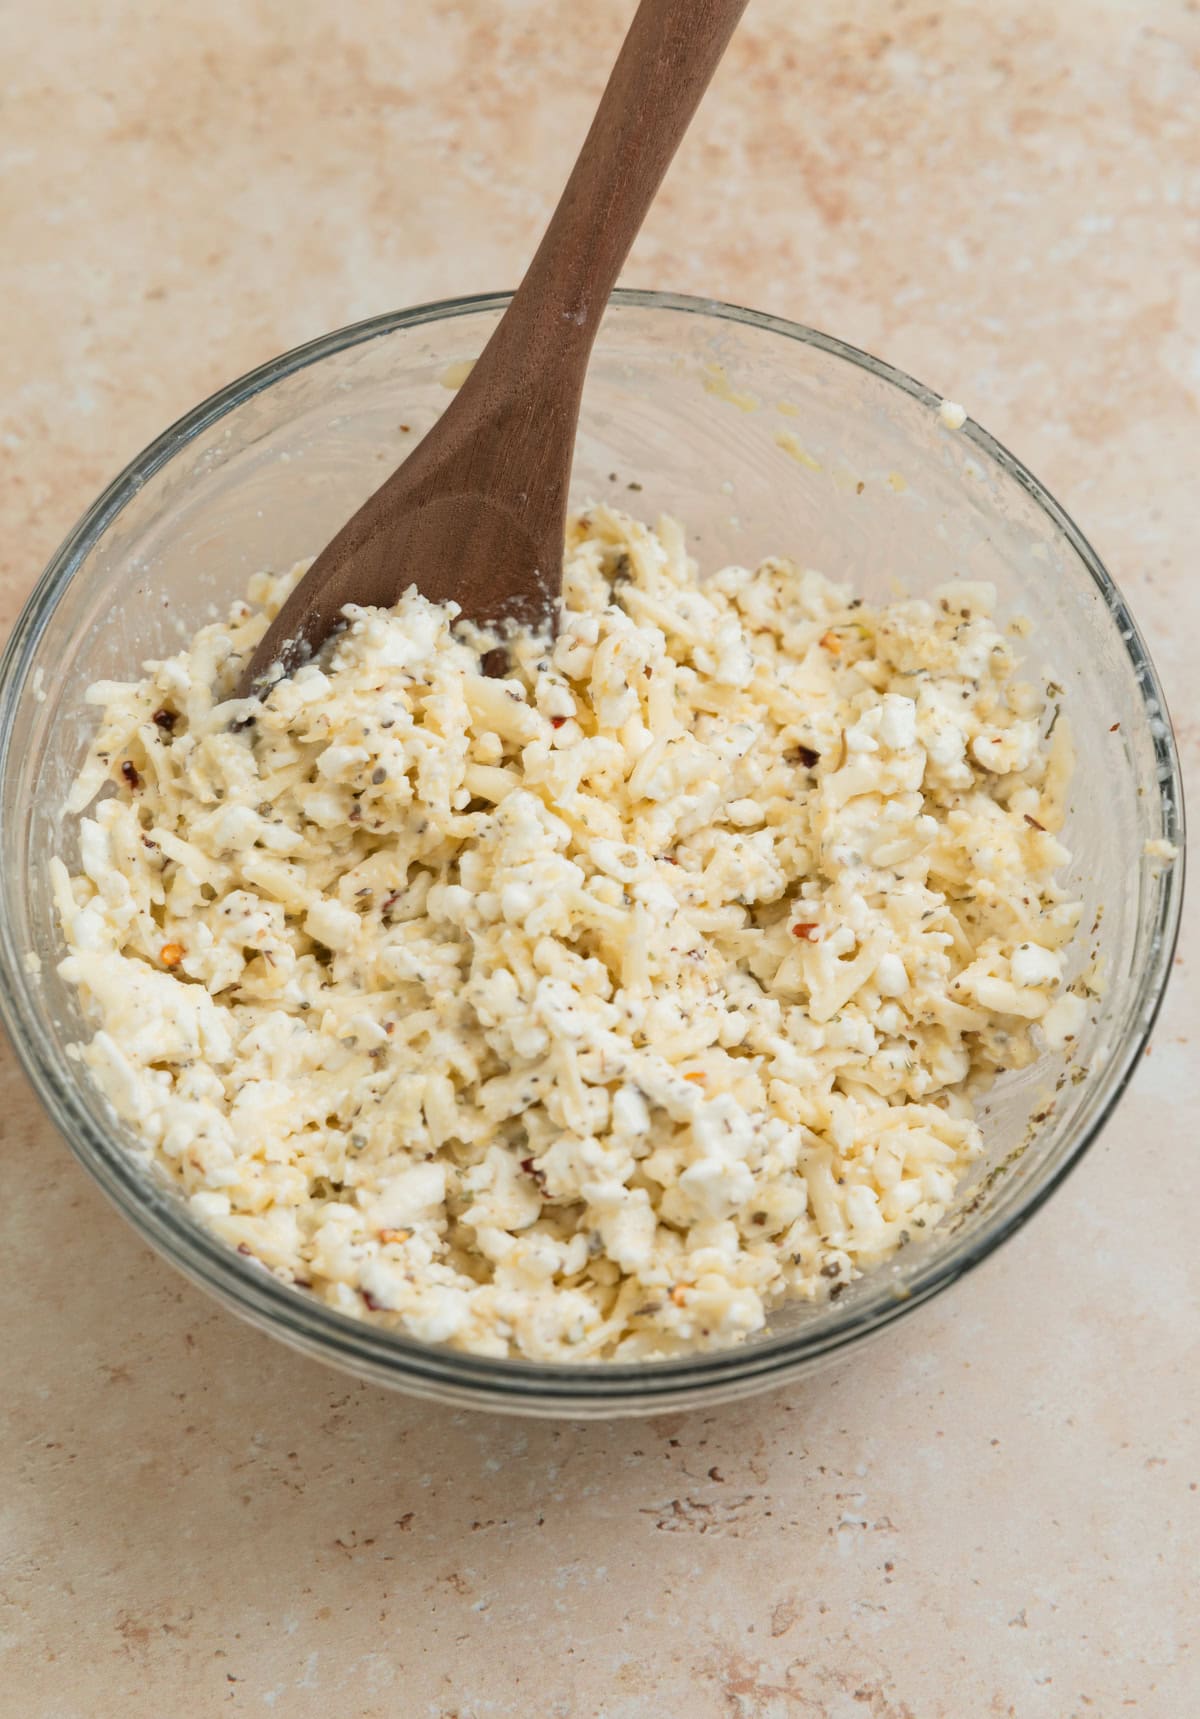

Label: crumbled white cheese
[939,399,967,430]
[55,507,1082,1361]
[1040,992,1087,1049]
[1011,942,1063,989]
[874,953,910,998]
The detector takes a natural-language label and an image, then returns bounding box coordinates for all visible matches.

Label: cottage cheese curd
[53,508,1082,1360]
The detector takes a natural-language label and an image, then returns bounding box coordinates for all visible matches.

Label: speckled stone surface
[1,3,1197,1714]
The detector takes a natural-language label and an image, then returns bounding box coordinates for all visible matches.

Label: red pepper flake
[236,1243,253,1257]
[152,707,176,732]
[520,1156,546,1186]
[362,1290,386,1312]
[120,760,141,790]
[550,715,567,729]
[792,922,820,941]
[381,890,402,915]
[1109,722,1121,733]
[1024,814,1045,831]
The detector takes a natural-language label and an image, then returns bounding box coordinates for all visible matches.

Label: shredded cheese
[54,507,1082,1360]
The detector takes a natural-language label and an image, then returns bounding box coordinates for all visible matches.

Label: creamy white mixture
[54,508,1085,1360]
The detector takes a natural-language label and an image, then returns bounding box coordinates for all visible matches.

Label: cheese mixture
[53,508,1085,1361]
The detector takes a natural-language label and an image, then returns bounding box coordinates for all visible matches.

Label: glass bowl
[0,292,1183,1417]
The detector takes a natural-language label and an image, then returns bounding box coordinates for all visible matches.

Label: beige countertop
[2,2,1197,1714]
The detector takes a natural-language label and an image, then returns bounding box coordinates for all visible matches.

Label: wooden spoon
[239,0,748,696]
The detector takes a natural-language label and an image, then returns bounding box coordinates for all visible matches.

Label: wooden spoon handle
[492,0,748,356]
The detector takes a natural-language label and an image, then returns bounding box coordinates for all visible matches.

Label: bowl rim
[0,287,1185,1409]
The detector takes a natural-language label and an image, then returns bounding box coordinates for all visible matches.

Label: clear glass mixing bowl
[0,292,1183,1416]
